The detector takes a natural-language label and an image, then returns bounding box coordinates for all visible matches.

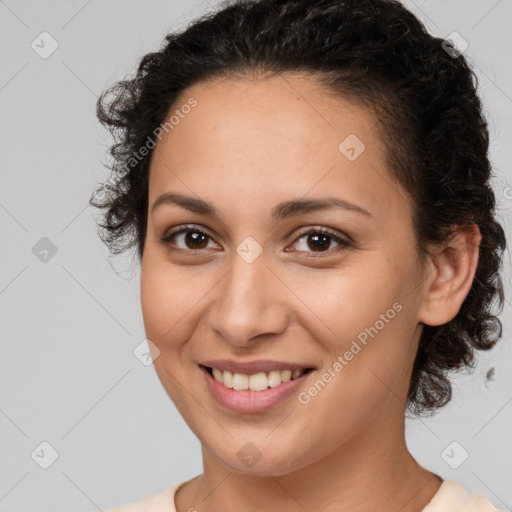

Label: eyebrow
[151,192,374,222]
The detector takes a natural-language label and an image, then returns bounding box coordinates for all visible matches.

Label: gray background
[0,0,511,510]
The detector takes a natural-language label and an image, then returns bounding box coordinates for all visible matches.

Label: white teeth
[232,373,249,390]
[209,367,308,391]
[223,370,234,388]
[248,372,268,391]
[268,370,282,388]
[212,367,223,382]
[281,370,292,383]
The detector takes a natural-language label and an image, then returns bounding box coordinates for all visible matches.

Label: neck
[176,411,443,512]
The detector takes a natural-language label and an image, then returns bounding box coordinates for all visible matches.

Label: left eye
[291,228,352,255]
[159,226,352,255]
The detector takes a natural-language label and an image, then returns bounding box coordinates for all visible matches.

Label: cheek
[140,257,205,350]
[292,253,417,396]
[289,255,406,344]
[140,260,205,411]
[293,307,413,449]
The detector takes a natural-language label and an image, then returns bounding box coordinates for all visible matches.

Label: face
[140,73,429,476]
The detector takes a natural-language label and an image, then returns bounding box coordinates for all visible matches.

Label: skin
[140,72,481,512]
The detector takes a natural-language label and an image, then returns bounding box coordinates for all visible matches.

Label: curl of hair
[89,0,507,416]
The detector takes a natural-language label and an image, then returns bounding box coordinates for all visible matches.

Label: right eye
[158,225,220,253]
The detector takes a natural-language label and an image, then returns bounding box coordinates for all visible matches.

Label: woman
[90,0,507,510]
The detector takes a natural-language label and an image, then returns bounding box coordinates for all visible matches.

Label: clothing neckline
[172,475,446,512]
[171,476,499,512]
[172,474,202,511]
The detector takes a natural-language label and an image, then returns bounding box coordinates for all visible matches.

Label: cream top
[107,476,502,512]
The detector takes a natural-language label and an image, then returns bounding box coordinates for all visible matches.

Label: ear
[418,224,482,327]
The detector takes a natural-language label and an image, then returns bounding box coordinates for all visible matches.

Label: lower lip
[200,365,314,413]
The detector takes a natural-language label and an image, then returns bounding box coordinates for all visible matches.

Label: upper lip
[200,359,316,374]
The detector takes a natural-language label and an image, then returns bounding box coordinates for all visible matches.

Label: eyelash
[158,224,353,257]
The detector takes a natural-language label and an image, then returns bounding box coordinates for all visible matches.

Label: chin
[208,439,312,477]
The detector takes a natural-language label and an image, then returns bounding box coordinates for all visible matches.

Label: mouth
[199,363,316,413]
[199,364,315,392]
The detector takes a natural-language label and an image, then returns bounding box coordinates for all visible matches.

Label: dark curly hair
[90,0,507,417]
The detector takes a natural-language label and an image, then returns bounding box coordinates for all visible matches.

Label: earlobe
[418,224,482,327]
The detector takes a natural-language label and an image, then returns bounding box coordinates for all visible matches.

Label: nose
[208,253,288,348]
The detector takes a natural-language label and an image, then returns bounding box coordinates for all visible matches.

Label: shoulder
[422,479,503,512]
[105,483,180,512]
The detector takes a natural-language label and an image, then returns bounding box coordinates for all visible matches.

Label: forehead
[148,73,409,224]
[158,72,379,153]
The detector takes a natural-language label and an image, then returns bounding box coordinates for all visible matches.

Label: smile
[199,364,316,413]
[203,365,313,391]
